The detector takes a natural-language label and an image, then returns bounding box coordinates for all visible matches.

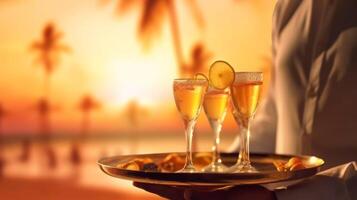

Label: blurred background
[0,0,274,199]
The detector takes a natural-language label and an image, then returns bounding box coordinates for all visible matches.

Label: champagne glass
[202,87,229,172]
[230,72,263,172]
[173,79,208,172]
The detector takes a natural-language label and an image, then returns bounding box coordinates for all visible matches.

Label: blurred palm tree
[0,103,5,136]
[78,94,101,136]
[124,99,148,153]
[110,0,204,77]
[36,98,51,134]
[125,100,141,127]
[30,22,71,98]
[35,98,57,168]
[0,103,4,177]
[182,42,211,75]
[125,99,150,127]
[69,94,100,167]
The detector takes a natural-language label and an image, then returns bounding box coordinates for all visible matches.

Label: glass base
[228,162,256,173]
[177,164,196,173]
[202,162,228,173]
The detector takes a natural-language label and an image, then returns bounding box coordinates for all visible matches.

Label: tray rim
[98,152,324,186]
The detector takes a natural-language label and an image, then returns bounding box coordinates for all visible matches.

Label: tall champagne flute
[230,72,263,172]
[173,79,208,172]
[202,87,229,172]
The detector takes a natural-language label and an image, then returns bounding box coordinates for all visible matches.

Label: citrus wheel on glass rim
[209,60,235,89]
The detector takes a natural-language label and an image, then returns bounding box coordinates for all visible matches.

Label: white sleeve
[275,162,357,200]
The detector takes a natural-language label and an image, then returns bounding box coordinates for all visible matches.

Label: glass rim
[206,86,230,92]
[234,71,263,75]
[173,78,208,82]
[233,71,263,83]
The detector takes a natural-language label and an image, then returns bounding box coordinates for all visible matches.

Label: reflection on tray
[118,153,212,172]
[116,153,311,173]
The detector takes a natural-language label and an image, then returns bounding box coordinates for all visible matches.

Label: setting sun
[101,57,176,107]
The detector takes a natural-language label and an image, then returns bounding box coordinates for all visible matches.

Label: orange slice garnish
[209,60,235,89]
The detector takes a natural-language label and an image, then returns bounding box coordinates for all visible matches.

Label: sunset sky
[0,0,275,135]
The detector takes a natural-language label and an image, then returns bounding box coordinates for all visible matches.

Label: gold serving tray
[98,152,324,186]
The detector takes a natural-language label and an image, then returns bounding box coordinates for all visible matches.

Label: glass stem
[211,121,222,165]
[238,118,251,166]
[184,120,196,169]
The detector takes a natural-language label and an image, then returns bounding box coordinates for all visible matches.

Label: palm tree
[30,22,70,98]
[36,98,51,135]
[125,99,141,127]
[123,99,148,153]
[69,94,100,167]
[0,103,5,136]
[0,103,6,177]
[78,94,101,136]
[182,43,211,75]
[110,0,204,77]
[35,98,58,169]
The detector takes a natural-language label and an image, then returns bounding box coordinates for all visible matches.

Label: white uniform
[237,0,357,168]
[230,0,357,199]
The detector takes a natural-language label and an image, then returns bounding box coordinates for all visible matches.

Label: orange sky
[0,0,275,134]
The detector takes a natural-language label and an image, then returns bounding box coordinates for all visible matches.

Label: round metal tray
[98,152,324,186]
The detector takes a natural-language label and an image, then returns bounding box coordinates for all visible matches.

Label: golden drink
[174,82,206,121]
[203,91,229,121]
[231,81,262,119]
